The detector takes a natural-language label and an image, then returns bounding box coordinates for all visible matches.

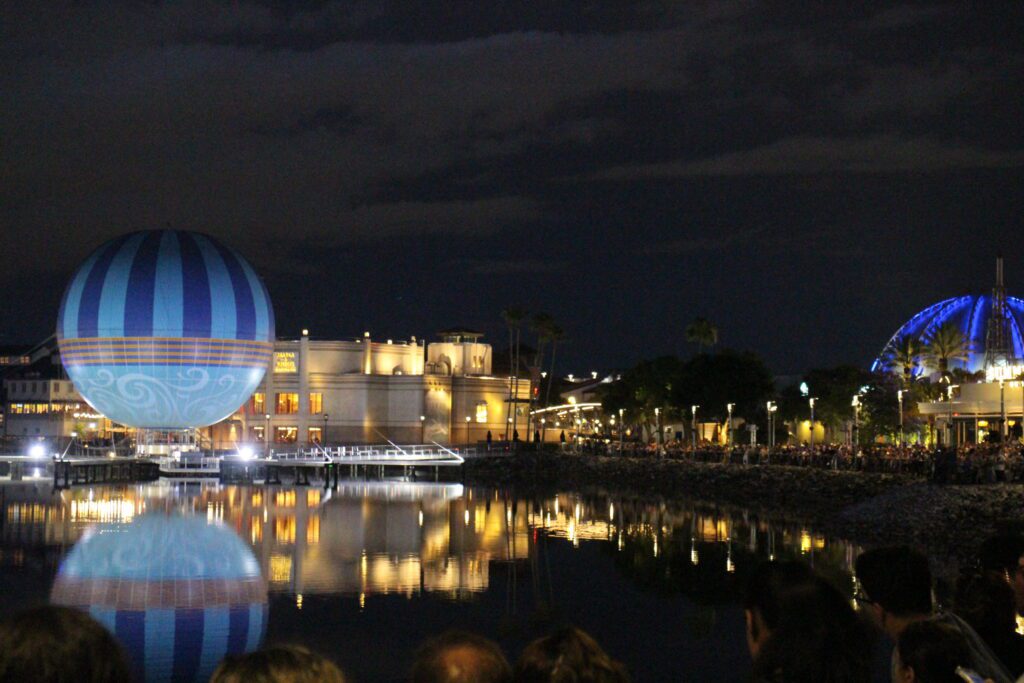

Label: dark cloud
[1,1,1022,374]
[448,257,561,276]
[596,135,1024,178]
[639,228,767,255]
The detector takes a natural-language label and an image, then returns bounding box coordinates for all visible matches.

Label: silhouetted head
[0,605,131,683]
[895,619,973,683]
[751,577,873,683]
[956,571,1018,638]
[978,534,1024,613]
[412,630,512,683]
[210,644,346,683]
[514,625,630,683]
[855,546,932,634]
[742,560,816,658]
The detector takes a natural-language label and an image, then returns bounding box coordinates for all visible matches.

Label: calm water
[0,479,864,682]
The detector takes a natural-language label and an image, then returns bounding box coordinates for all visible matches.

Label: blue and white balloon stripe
[57,230,273,343]
[56,230,274,429]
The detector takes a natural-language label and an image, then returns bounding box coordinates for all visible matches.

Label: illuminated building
[3,329,528,449]
[878,258,1024,444]
[872,258,1024,377]
[226,328,527,447]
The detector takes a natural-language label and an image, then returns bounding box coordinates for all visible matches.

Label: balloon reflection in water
[51,514,268,683]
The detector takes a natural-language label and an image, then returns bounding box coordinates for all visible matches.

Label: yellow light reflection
[269,554,292,583]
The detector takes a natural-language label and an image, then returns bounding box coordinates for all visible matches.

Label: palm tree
[923,321,971,380]
[528,313,556,440]
[502,307,527,441]
[685,317,718,355]
[530,313,555,371]
[883,334,922,385]
[543,323,565,410]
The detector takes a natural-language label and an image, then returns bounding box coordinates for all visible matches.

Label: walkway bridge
[0,443,489,488]
[220,443,478,485]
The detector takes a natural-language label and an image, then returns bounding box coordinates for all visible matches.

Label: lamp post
[691,405,699,450]
[851,395,860,447]
[540,417,546,444]
[766,401,776,448]
[654,407,663,453]
[1000,379,1007,444]
[897,390,904,447]
[946,384,958,447]
[264,413,271,457]
[726,403,735,448]
[322,413,329,450]
[465,415,472,445]
[1015,373,1024,444]
[808,398,816,449]
[420,415,426,443]
[618,408,624,454]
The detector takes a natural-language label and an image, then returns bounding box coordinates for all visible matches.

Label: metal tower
[985,255,1013,367]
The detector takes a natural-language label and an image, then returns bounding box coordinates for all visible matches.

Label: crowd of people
[578,439,1024,483]
[3,538,1024,682]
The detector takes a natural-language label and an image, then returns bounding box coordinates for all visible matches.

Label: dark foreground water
[0,479,865,682]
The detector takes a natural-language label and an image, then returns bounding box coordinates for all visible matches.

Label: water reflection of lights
[69,498,140,523]
[1,481,862,605]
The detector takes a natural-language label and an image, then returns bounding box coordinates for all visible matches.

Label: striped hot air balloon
[57,230,274,429]
[51,514,268,683]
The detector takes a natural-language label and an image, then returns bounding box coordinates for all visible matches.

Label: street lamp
[420,415,426,443]
[851,395,860,447]
[808,398,816,449]
[691,405,699,450]
[264,413,271,457]
[322,413,329,449]
[726,403,735,448]
[654,407,663,451]
[946,383,958,446]
[1000,379,1007,444]
[897,390,904,447]
[766,401,777,448]
[618,408,624,454]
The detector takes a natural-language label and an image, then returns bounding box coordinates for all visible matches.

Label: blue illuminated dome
[56,230,274,429]
[871,295,1024,375]
[51,514,267,683]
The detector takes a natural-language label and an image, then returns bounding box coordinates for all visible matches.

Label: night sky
[2,2,1022,374]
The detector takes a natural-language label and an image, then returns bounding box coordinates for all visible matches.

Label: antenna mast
[985,254,1012,367]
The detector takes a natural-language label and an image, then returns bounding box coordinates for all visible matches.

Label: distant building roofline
[436,328,485,342]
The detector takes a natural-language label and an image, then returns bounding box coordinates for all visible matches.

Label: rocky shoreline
[463,453,1024,562]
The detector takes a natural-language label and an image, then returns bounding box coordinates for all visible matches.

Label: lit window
[273,352,297,373]
[269,554,292,582]
[251,392,265,414]
[253,425,266,442]
[309,392,322,414]
[274,426,298,443]
[275,393,299,414]
[274,516,296,543]
[308,427,322,444]
[475,401,488,423]
[307,515,320,544]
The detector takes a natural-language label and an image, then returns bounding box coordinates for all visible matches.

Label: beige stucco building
[4,330,529,451]
[918,379,1024,445]
[219,329,528,449]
